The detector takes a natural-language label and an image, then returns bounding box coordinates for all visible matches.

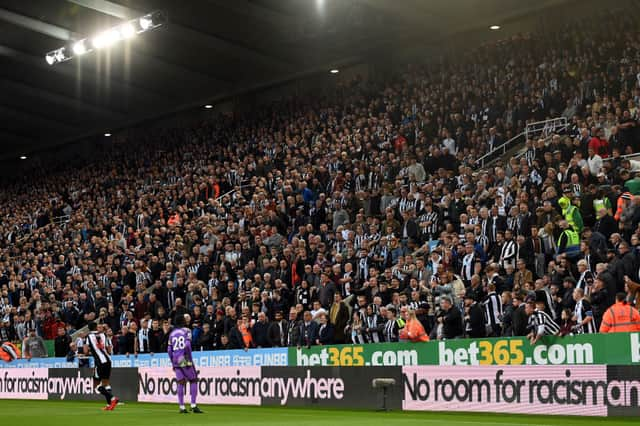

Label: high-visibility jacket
[599,302,640,333]
[558,197,583,232]
[399,319,429,342]
[0,342,21,362]
[557,229,580,254]
[564,205,583,233]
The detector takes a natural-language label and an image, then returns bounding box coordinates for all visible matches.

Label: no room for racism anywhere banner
[402,365,640,417]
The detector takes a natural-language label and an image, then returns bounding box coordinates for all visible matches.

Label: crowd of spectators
[3,10,640,359]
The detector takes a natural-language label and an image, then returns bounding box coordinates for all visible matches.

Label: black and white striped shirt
[500,240,517,269]
[186,263,201,275]
[86,332,111,365]
[419,211,439,237]
[528,310,560,336]
[365,314,381,343]
[398,198,417,215]
[574,299,595,334]
[483,291,503,326]
[383,319,399,343]
[524,148,536,166]
[461,253,477,282]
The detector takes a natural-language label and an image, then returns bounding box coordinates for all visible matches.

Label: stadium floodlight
[120,23,136,39]
[92,29,121,49]
[139,16,153,31]
[44,10,167,65]
[45,47,71,65]
[204,105,213,109]
[138,11,166,32]
[330,69,339,74]
[73,40,88,55]
[490,25,500,30]
[104,133,112,137]
[19,156,27,160]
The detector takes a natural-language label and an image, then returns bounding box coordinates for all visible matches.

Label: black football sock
[97,386,110,404]
[104,386,114,404]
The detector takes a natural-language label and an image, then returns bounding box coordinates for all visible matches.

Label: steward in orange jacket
[400,311,429,342]
[599,293,640,333]
[0,341,21,362]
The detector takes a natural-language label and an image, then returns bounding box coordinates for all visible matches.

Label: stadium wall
[1,365,639,416]
[2,333,639,416]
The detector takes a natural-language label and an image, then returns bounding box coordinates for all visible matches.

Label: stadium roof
[0,0,569,158]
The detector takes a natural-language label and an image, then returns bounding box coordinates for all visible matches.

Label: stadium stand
[3,9,640,358]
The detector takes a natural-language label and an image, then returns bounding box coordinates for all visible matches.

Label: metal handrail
[475,131,525,168]
[52,214,71,225]
[524,117,568,140]
[475,117,569,169]
[603,153,640,162]
[213,181,255,204]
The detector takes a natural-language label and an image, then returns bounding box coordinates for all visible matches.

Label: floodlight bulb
[105,29,121,45]
[19,156,27,160]
[45,54,55,65]
[139,16,153,30]
[73,41,87,55]
[330,69,339,74]
[490,25,500,30]
[121,23,136,39]
[92,33,107,49]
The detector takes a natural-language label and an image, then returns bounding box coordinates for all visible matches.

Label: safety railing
[475,132,525,169]
[475,117,569,169]
[524,117,568,141]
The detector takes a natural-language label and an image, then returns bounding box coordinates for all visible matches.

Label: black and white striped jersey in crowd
[528,309,560,336]
[419,211,439,236]
[574,299,596,334]
[398,198,417,215]
[483,291,503,326]
[186,263,200,274]
[383,319,399,343]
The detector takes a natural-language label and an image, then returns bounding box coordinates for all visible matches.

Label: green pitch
[0,400,636,425]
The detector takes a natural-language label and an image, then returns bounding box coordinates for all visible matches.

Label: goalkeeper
[167,314,203,414]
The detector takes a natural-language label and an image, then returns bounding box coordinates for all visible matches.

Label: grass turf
[0,400,637,426]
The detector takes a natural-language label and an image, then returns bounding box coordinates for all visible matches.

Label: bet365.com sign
[290,333,640,367]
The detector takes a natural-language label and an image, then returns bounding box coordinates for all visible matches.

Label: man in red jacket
[588,128,609,158]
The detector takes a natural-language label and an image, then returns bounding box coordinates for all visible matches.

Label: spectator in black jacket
[267,311,288,347]
[148,319,164,353]
[500,292,515,336]
[197,323,215,351]
[54,326,71,357]
[463,291,486,338]
[252,312,270,348]
[228,318,245,350]
[286,308,301,347]
[298,311,319,348]
[594,210,617,240]
[510,294,529,336]
[316,313,335,345]
[438,296,462,339]
[589,278,609,330]
[317,275,336,309]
